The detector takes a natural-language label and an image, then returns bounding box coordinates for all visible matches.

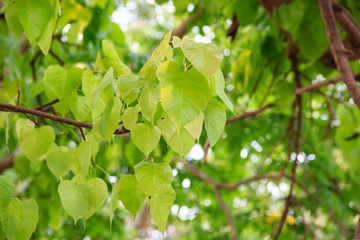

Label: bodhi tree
[1,0,360,239]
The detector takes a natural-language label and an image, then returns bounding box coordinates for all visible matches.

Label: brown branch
[34,99,59,110]
[49,49,64,66]
[0,150,18,174]
[214,187,237,240]
[0,102,129,135]
[226,103,274,125]
[294,73,360,95]
[16,83,20,106]
[79,127,86,140]
[202,139,210,164]
[319,0,360,110]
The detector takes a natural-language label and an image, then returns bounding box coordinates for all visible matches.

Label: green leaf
[5,3,24,37]
[172,36,182,48]
[44,65,83,101]
[213,68,234,113]
[140,28,172,80]
[109,181,119,227]
[117,73,145,105]
[1,198,23,240]
[16,120,55,161]
[15,199,39,240]
[150,187,175,234]
[46,148,73,179]
[0,176,15,219]
[138,82,160,122]
[156,115,176,141]
[184,113,204,140]
[15,118,34,142]
[102,40,131,77]
[70,96,91,122]
[204,99,226,147]
[123,106,140,130]
[134,162,172,198]
[58,180,90,223]
[92,68,114,108]
[82,178,108,221]
[118,175,146,218]
[181,37,223,78]
[131,123,161,157]
[157,61,213,130]
[78,133,99,176]
[99,97,121,141]
[275,0,305,36]
[16,0,51,43]
[168,128,195,156]
[36,0,59,54]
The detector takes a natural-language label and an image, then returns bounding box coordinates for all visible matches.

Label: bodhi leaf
[205,99,226,147]
[109,181,119,227]
[150,187,175,234]
[157,115,176,141]
[102,40,131,77]
[78,133,99,176]
[118,175,146,218]
[123,106,140,130]
[58,180,89,223]
[172,36,182,48]
[0,176,15,217]
[168,128,195,157]
[82,178,108,221]
[131,123,161,157]
[184,113,204,140]
[117,73,145,105]
[134,162,172,198]
[213,68,234,113]
[92,68,113,108]
[16,119,55,161]
[99,97,121,142]
[16,0,51,43]
[5,3,23,37]
[140,28,172,80]
[1,198,23,240]
[15,199,39,240]
[70,96,91,122]
[44,65,83,101]
[156,61,213,130]
[46,148,73,179]
[138,82,160,122]
[181,37,223,78]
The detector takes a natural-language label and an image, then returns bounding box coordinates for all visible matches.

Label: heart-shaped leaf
[46,147,73,179]
[123,106,140,130]
[138,82,160,122]
[82,178,108,221]
[118,175,146,218]
[150,187,175,234]
[99,97,121,141]
[168,128,195,157]
[134,162,172,198]
[181,37,223,78]
[156,61,213,130]
[131,123,161,157]
[184,113,204,140]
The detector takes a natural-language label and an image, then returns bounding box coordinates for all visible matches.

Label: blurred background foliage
[1,0,360,239]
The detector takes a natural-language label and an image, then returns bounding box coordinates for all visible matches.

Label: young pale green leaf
[16,0,51,43]
[138,82,160,122]
[18,125,55,161]
[168,128,195,156]
[184,113,204,140]
[134,162,172,198]
[99,97,121,141]
[205,99,226,147]
[109,181,119,227]
[172,36,182,48]
[78,133,99,176]
[82,178,108,221]
[156,115,176,141]
[140,28,172,80]
[92,68,114,107]
[46,149,73,179]
[58,180,90,223]
[15,199,39,240]
[157,61,213,130]
[70,95,91,122]
[36,0,59,54]
[96,52,106,71]
[102,40,131,77]
[117,73,145,105]
[213,68,234,113]
[150,187,175,234]
[123,106,139,130]
[15,119,34,142]
[131,123,161,157]
[118,175,146,218]
[0,176,15,218]
[5,3,23,37]
[44,65,83,100]
[181,37,223,78]
[1,198,23,240]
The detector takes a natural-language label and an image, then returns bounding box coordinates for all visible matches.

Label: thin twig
[202,139,210,164]
[49,49,65,66]
[16,84,20,106]
[0,102,129,135]
[79,127,86,140]
[34,99,59,110]
[226,103,274,125]
[214,187,237,240]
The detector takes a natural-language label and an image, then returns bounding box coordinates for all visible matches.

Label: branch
[226,103,274,125]
[0,151,18,174]
[34,99,59,110]
[294,73,360,95]
[319,0,360,110]
[214,187,237,240]
[0,102,129,135]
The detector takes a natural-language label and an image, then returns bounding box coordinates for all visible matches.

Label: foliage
[0,0,360,239]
